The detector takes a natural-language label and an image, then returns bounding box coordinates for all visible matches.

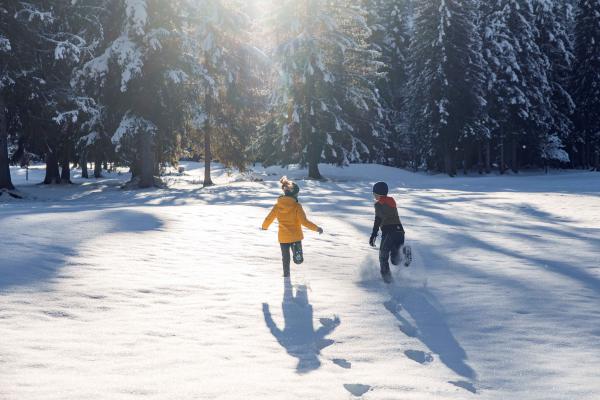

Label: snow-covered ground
[1,163,599,399]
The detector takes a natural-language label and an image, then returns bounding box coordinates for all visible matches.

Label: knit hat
[372,181,388,196]
[280,176,300,199]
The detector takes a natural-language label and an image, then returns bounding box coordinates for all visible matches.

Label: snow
[75,35,144,92]
[166,69,188,84]
[126,0,148,36]
[79,131,99,147]
[542,134,570,162]
[54,39,82,63]
[53,110,79,125]
[147,28,169,51]
[1,163,600,399]
[76,47,110,85]
[111,36,144,92]
[112,112,157,148]
[14,5,53,23]
[0,36,10,52]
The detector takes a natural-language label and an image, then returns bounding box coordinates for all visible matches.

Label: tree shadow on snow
[4,178,375,237]
[0,209,163,291]
[405,193,600,296]
[262,278,340,374]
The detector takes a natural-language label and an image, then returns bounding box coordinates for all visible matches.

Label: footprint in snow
[398,323,418,337]
[404,349,434,364]
[42,310,76,319]
[332,358,351,369]
[343,384,372,397]
[319,317,339,328]
[449,380,477,394]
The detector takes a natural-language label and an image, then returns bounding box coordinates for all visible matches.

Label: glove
[369,234,377,247]
[317,227,323,234]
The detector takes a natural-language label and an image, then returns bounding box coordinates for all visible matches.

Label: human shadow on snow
[355,275,478,383]
[0,209,163,291]
[385,284,477,381]
[262,278,340,374]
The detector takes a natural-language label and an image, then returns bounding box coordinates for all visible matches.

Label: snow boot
[402,245,412,267]
[292,241,304,264]
[381,266,393,283]
[382,272,393,284]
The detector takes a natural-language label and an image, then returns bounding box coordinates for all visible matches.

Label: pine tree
[0,3,15,191]
[0,2,53,190]
[183,0,261,186]
[74,0,196,187]
[534,0,574,169]
[407,0,482,175]
[460,0,491,174]
[482,0,553,173]
[573,0,600,170]
[31,1,109,184]
[365,0,411,167]
[264,0,384,179]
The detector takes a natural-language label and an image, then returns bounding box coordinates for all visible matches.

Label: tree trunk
[594,150,600,172]
[304,60,322,181]
[203,94,214,187]
[43,151,61,184]
[500,139,505,175]
[203,119,214,187]
[306,110,322,180]
[584,134,590,169]
[306,132,323,179]
[0,93,14,190]
[80,152,89,178]
[60,150,72,184]
[511,137,519,173]
[485,139,491,174]
[444,152,455,177]
[139,133,155,188]
[94,158,102,178]
[203,126,213,187]
[308,160,322,180]
[444,154,451,176]
[477,142,483,174]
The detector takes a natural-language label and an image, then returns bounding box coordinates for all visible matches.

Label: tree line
[1,0,598,192]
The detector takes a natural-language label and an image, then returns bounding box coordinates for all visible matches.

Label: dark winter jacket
[371,196,404,238]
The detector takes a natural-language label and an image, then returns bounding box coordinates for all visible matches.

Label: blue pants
[280,241,303,276]
[379,231,405,275]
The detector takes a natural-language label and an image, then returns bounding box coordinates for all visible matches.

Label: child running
[262,177,323,277]
[369,181,412,283]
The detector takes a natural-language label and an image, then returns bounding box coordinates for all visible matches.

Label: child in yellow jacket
[262,177,323,277]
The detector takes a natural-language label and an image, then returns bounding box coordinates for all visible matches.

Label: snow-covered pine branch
[263,0,386,178]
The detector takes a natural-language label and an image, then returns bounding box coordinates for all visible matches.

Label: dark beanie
[285,182,300,199]
[372,181,388,196]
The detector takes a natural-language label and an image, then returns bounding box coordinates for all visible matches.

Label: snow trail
[1,163,599,399]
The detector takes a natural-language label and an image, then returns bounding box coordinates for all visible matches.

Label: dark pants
[379,230,405,276]
[280,241,303,276]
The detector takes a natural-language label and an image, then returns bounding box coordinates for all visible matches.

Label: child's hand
[369,235,377,247]
[317,227,323,234]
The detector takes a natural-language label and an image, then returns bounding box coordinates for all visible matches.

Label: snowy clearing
[1,163,599,399]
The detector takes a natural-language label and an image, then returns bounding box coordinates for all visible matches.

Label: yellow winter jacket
[262,196,319,243]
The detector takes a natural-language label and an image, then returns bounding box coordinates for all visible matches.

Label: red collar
[377,196,396,207]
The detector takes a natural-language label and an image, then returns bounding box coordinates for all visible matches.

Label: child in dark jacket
[369,181,411,283]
